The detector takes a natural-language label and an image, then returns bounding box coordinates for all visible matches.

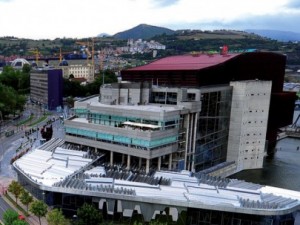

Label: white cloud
[0,0,298,39]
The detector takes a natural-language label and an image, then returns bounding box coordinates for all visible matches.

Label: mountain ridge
[245,29,300,42]
[112,24,175,40]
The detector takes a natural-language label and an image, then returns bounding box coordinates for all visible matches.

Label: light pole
[0,111,3,172]
[42,191,45,203]
[0,110,2,137]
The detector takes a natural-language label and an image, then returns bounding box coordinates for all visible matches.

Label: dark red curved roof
[127,53,240,71]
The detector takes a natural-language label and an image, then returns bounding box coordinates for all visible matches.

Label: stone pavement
[0,175,48,225]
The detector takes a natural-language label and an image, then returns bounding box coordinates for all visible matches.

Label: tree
[0,83,26,117]
[30,200,48,225]
[77,203,102,225]
[46,208,69,225]
[3,209,18,225]
[8,181,23,205]
[20,190,33,213]
[12,220,29,225]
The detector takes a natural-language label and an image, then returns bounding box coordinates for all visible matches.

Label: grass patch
[16,115,34,126]
[29,115,48,127]
[5,193,30,217]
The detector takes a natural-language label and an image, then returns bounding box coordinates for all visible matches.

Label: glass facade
[194,87,232,171]
[187,208,295,225]
[65,127,178,150]
[151,91,178,105]
[74,110,180,130]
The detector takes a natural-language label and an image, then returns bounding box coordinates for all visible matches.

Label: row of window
[243,149,260,153]
[247,110,265,113]
[246,93,267,96]
[65,127,178,149]
[243,121,265,125]
[244,132,263,136]
[74,109,180,130]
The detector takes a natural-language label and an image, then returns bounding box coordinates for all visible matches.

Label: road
[0,105,65,223]
[0,195,11,222]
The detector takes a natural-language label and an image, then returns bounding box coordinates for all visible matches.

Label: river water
[231,137,300,191]
[231,110,300,191]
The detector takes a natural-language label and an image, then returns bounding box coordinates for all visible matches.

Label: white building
[60,64,95,82]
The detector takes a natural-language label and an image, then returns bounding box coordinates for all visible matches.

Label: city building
[64,78,271,174]
[14,51,300,223]
[124,39,166,54]
[13,138,300,224]
[59,64,95,82]
[121,52,296,156]
[30,68,63,110]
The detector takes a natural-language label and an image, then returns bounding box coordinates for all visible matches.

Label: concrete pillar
[191,113,198,173]
[168,154,172,170]
[127,155,131,169]
[184,113,190,171]
[146,159,150,174]
[110,151,114,165]
[158,157,161,171]
[122,154,125,164]
[138,158,142,168]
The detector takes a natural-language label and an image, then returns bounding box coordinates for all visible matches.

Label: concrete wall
[227,80,272,172]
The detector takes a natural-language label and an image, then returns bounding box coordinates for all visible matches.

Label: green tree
[77,203,102,225]
[3,209,18,225]
[0,66,20,90]
[0,83,26,117]
[20,190,33,213]
[63,78,86,97]
[30,200,48,225]
[12,220,29,225]
[8,181,24,205]
[85,70,118,95]
[46,208,69,225]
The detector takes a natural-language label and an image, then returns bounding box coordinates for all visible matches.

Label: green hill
[113,24,175,40]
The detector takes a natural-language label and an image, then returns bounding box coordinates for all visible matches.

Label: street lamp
[42,191,45,203]
[73,215,78,223]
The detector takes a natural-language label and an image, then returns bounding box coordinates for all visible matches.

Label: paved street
[0,105,65,224]
[0,195,11,221]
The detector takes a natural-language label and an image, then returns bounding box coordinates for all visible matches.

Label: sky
[0,0,300,40]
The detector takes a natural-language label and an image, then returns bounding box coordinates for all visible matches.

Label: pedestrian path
[0,176,12,194]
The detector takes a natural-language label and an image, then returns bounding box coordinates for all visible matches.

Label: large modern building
[63,78,271,175]
[13,138,300,224]
[30,68,63,110]
[13,51,300,223]
[61,51,292,175]
[121,52,296,156]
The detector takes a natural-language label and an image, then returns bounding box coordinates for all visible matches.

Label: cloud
[1,0,300,39]
[152,0,180,7]
[163,10,300,34]
[285,0,300,9]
